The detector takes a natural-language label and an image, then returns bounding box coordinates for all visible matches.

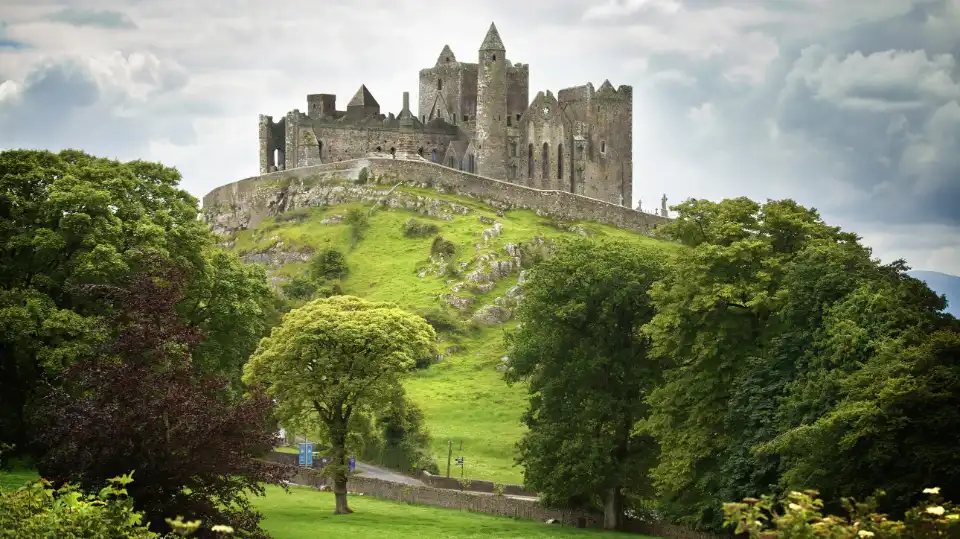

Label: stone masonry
[257,22,634,207]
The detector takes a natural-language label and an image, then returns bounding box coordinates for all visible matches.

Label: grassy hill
[224,182,678,484]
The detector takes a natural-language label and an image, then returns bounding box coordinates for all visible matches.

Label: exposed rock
[489,260,515,280]
[241,248,313,269]
[320,214,344,224]
[505,285,523,299]
[444,294,474,311]
[481,222,504,242]
[503,243,520,258]
[495,356,511,373]
[471,305,512,326]
[517,270,528,285]
[471,282,495,294]
[478,215,495,225]
[445,345,464,354]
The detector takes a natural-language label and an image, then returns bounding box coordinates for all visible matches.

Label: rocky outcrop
[240,238,314,269]
[471,305,512,326]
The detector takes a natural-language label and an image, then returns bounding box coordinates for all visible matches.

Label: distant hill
[908,270,960,317]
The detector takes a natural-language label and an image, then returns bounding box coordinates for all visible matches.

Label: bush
[724,488,960,538]
[282,277,317,300]
[417,308,463,335]
[402,218,440,238]
[355,167,370,185]
[345,208,370,246]
[430,236,456,258]
[1,473,159,538]
[308,248,348,282]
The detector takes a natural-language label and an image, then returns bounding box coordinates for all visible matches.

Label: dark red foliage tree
[31,258,294,537]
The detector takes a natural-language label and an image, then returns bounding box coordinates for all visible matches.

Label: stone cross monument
[660,194,668,218]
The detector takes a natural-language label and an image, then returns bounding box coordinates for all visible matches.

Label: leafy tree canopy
[507,238,667,530]
[0,149,273,452]
[243,295,436,514]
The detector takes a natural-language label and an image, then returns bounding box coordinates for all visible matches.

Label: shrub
[724,488,960,538]
[308,248,348,282]
[431,236,456,258]
[417,308,463,335]
[355,167,369,185]
[345,208,370,246]
[1,473,157,538]
[402,218,440,238]
[282,277,317,300]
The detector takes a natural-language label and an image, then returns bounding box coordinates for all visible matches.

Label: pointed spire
[479,22,505,51]
[598,79,615,92]
[436,44,457,66]
[347,84,379,108]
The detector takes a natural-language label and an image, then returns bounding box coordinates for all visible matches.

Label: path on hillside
[353,461,424,486]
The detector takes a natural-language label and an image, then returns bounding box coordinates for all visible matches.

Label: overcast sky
[1,0,958,275]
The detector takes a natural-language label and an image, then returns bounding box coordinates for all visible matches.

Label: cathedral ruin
[258,22,634,207]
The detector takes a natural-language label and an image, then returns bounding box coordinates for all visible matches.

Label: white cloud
[0,0,958,276]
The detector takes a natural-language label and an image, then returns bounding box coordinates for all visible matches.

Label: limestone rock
[495,356,511,373]
[471,305,512,326]
[444,294,474,311]
[320,214,344,224]
[481,222,504,242]
[478,215,495,225]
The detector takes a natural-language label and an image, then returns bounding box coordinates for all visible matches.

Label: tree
[0,149,274,453]
[506,238,667,530]
[31,260,292,537]
[640,198,871,528]
[243,295,436,514]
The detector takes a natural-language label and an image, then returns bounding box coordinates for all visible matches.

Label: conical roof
[598,79,615,92]
[347,84,379,108]
[436,44,457,66]
[479,22,505,51]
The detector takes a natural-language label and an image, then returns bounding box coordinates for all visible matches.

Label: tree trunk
[330,419,353,514]
[602,485,623,530]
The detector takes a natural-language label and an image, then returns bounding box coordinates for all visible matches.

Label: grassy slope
[231,184,677,484]
[255,484,648,539]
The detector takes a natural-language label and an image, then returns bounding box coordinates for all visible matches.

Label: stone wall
[289,468,722,539]
[201,157,670,235]
[420,471,536,498]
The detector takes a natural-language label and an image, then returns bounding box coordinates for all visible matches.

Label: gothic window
[318,140,323,160]
[542,142,550,181]
[507,116,512,127]
[527,144,534,178]
[492,54,496,61]
[601,141,606,153]
[438,79,443,90]
[557,143,563,180]
[468,154,475,173]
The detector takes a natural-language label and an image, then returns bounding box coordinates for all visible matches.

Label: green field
[255,484,644,539]
[0,469,647,538]
[227,183,676,483]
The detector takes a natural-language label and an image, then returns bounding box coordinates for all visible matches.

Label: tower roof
[436,44,457,66]
[347,84,379,108]
[479,22,505,51]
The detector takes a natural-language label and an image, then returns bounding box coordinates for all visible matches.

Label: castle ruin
[258,22,634,207]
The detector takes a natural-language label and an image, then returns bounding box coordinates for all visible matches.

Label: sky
[0,0,958,275]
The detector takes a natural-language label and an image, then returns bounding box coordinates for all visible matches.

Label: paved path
[353,461,425,486]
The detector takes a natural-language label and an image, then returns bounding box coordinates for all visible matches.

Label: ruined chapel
[258,22,634,207]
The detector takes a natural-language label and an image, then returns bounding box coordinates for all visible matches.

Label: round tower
[475,22,507,179]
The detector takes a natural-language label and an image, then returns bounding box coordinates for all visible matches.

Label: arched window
[557,143,563,180]
[468,154,475,173]
[542,142,549,181]
[527,144,534,179]
[438,79,443,91]
[318,140,323,160]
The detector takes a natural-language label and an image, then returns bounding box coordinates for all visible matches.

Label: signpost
[298,442,313,467]
[455,456,464,478]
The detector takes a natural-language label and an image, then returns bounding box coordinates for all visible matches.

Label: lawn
[254,484,647,539]
[228,183,679,484]
[0,467,39,491]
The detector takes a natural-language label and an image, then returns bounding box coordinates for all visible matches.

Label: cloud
[45,8,138,29]
[0,20,31,50]
[0,0,957,275]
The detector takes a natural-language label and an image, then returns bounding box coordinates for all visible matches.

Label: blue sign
[298,443,313,467]
[455,457,464,466]
[349,457,356,472]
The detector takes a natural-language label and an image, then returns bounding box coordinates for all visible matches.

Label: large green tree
[243,295,436,514]
[643,197,958,529]
[506,238,667,530]
[0,149,273,452]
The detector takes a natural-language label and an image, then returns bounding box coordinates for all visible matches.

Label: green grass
[255,484,646,538]
[0,467,39,491]
[229,182,679,484]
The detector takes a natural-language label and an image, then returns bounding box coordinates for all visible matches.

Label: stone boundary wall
[201,158,671,235]
[290,468,722,539]
[420,471,536,498]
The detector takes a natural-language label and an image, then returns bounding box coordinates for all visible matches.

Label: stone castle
[258,22,634,207]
